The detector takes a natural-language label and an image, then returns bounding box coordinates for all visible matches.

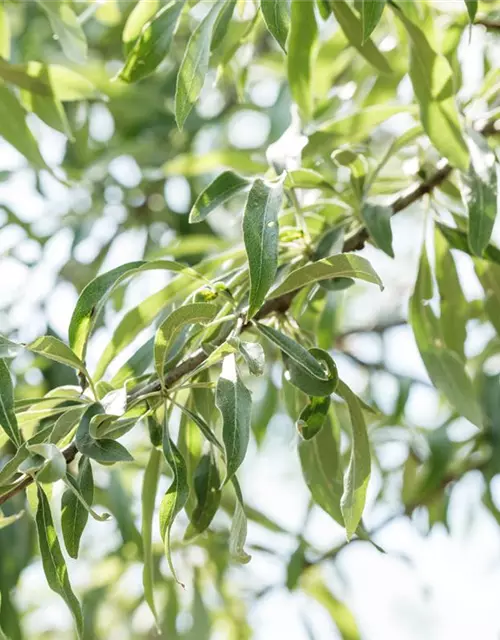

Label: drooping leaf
[0,85,47,169]
[361,203,394,257]
[394,7,469,172]
[35,486,83,638]
[175,0,226,130]
[261,0,290,52]
[37,0,87,64]
[239,340,265,376]
[256,324,329,381]
[287,0,318,121]
[437,221,500,266]
[154,303,218,381]
[142,447,161,623]
[122,0,160,50]
[216,355,252,484]
[229,477,251,563]
[159,422,189,584]
[185,448,221,539]
[464,0,477,22]
[285,347,338,397]
[269,254,383,299]
[0,359,21,448]
[28,336,89,378]
[297,396,331,440]
[330,0,392,74]
[211,0,237,51]
[336,380,371,540]
[244,178,283,318]
[175,403,224,453]
[119,1,184,83]
[75,404,134,464]
[61,457,94,559]
[0,3,10,59]
[361,0,385,42]
[189,171,250,223]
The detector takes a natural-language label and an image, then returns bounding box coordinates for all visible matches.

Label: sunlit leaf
[75,404,134,463]
[142,447,161,622]
[297,396,330,440]
[0,2,10,59]
[261,0,290,52]
[287,0,318,121]
[122,0,160,50]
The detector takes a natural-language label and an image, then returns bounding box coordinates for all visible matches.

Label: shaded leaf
[0,359,21,448]
[189,171,250,223]
[287,0,318,121]
[75,404,134,464]
[37,0,87,64]
[297,396,331,440]
[361,203,394,257]
[261,0,290,52]
[142,447,161,622]
[229,477,251,563]
[239,340,265,376]
[61,457,94,559]
[185,448,221,539]
[285,347,338,397]
[464,0,477,22]
[361,0,385,42]
[244,178,283,319]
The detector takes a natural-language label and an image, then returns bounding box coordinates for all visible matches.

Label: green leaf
[0,85,47,169]
[437,221,500,266]
[35,485,83,638]
[28,336,89,377]
[261,0,290,52]
[361,0,385,42]
[216,355,252,484]
[61,457,94,559]
[287,0,318,121]
[0,359,21,448]
[464,0,477,22]
[256,324,329,381]
[284,169,335,192]
[175,0,226,130]
[299,409,344,526]
[119,1,184,83]
[410,241,483,426]
[142,447,161,623]
[361,203,394,257]
[269,254,383,299]
[239,340,265,376]
[154,303,218,381]
[0,2,10,59]
[37,0,87,64]
[336,380,371,540]
[164,150,268,176]
[464,137,499,257]
[229,477,251,563]
[0,510,24,530]
[189,171,250,223]
[75,404,134,464]
[0,335,22,359]
[122,0,160,50]
[185,448,221,539]
[394,7,469,172]
[211,0,236,51]
[330,0,392,74]
[244,178,283,319]
[69,259,197,361]
[175,403,224,453]
[27,444,66,483]
[297,396,330,440]
[285,347,338,397]
[159,422,189,584]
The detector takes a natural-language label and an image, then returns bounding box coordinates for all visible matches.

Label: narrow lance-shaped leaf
[270,253,383,299]
[159,421,189,584]
[287,0,317,121]
[336,380,371,540]
[0,359,21,448]
[75,404,134,464]
[361,203,394,257]
[361,0,386,42]
[189,171,250,224]
[35,485,84,638]
[119,1,185,83]
[464,0,477,22]
[216,355,252,484]
[229,477,251,564]
[142,447,161,623]
[61,457,94,559]
[175,0,226,130]
[154,303,218,382]
[261,0,290,52]
[28,336,90,378]
[185,448,221,539]
[244,178,283,319]
[285,347,338,397]
[122,0,160,50]
[297,396,331,441]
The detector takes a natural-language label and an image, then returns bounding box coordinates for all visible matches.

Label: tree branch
[1,118,498,507]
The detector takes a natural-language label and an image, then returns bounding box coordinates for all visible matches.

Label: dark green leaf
[75,404,134,464]
[185,448,221,539]
[361,203,394,257]
[61,457,94,559]
[285,347,338,397]
[0,359,21,448]
[189,171,250,223]
[142,447,161,622]
[464,0,477,22]
[216,355,252,483]
[437,221,500,266]
[336,380,371,540]
[119,1,184,83]
[269,254,383,299]
[35,486,83,638]
[287,0,318,121]
[361,0,385,42]
[244,178,283,319]
[261,0,290,52]
[297,396,331,440]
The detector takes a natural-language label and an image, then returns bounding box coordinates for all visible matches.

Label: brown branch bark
[1,117,498,507]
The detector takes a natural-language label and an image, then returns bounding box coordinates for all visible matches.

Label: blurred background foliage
[1,0,500,638]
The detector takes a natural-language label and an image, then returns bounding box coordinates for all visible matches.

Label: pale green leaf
[0,335,22,359]
[37,0,87,64]
[287,0,318,121]
[27,444,66,483]
[142,447,161,622]
[261,0,290,52]
[0,3,10,59]
[0,510,24,530]
[164,150,267,176]
[122,0,160,49]
[189,171,250,223]
[35,485,83,638]
[216,354,252,484]
[269,254,383,299]
[229,477,251,563]
[239,340,265,376]
[336,380,371,540]
[361,203,394,257]
[244,178,283,319]
[61,457,94,559]
[28,336,89,377]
